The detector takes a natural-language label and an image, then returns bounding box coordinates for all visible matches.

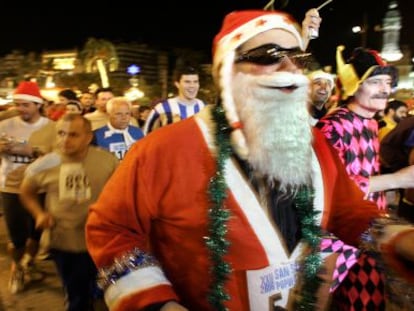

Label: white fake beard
[232,71,313,187]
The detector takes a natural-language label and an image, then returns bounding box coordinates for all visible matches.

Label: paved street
[0,214,66,311]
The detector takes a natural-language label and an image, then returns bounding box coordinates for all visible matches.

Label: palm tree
[80,38,119,87]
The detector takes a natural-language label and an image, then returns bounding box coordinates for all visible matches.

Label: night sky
[1,0,413,67]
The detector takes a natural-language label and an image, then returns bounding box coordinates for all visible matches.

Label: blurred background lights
[127,64,140,75]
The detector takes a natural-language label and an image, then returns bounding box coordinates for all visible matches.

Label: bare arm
[20,177,54,229]
[369,164,414,193]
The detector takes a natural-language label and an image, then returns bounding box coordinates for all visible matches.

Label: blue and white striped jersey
[143,97,206,135]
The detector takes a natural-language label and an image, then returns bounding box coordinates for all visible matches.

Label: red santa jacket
[86,114,384,311]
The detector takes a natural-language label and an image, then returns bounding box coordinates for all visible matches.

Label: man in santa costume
[86,8,414,311]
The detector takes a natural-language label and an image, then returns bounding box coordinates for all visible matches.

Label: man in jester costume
[85,9,414,311]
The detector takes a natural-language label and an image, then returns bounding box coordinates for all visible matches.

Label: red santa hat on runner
[13,81,43,104]
[212,10,304,158]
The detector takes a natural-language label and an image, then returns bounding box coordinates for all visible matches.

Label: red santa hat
[13,81,43,104]
[212,10,304,158]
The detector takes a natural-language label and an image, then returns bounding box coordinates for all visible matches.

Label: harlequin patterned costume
[316,106,386,210]
[315,44,400,309]
[315,83,386,311]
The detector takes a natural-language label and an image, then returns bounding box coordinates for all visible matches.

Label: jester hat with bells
[336,45,398,100]
[212,10,305,159]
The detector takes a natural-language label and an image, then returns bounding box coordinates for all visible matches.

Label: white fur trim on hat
[308,70,335,91]
[13,81,43,104]
[12,94,43,104]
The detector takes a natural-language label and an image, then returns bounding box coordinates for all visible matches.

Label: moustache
[371,93,389,99]
[255,72,309,89]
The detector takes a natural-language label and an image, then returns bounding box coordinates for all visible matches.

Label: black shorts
[1,192,43,249]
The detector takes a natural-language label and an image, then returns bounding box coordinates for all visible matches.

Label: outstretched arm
[368,164,414,193]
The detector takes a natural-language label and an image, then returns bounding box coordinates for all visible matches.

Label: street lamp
[125,64,145,101]
[352,26,362,33]
[127,64,140,76]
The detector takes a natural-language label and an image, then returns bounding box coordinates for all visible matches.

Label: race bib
[109,142,127,160]
[59,163,91,203]
[247,260,300,310]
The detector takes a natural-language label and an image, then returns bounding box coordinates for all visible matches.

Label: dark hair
[384,99,407,114]
[58,89,78,101]
[138,105,151,112]
[173,66,199,83]
[94,87,113,97]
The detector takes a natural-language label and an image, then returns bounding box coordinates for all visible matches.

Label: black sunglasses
[235,43,312,68]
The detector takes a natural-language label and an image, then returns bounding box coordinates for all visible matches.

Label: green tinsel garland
[205,104,323,310]
[205,105,233,311]
[294,186,323,310]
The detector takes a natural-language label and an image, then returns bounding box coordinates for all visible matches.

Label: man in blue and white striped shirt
[143,66,207,135]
